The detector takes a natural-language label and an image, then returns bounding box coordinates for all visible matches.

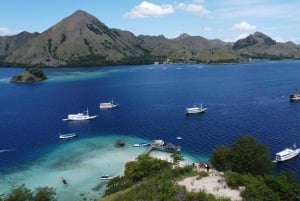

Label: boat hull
[186,108,207,114]
[289,93,300,101]
[63,115,97,121]
[273,148,300,162]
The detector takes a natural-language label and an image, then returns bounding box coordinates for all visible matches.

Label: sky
[1,0,300,43]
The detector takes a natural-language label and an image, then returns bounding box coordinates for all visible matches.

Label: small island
[10,67,47,83]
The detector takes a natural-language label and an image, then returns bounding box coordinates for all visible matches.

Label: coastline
[0,135,203,201]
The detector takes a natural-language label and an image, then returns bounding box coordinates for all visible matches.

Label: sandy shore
[177,167,242,201]
[0,136,147,201]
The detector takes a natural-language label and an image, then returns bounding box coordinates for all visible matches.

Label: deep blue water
[1,60,300,179]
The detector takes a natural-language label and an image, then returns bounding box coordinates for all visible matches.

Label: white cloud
[233,21,256,31]
[123,1,174,19]
[176,2,210,16]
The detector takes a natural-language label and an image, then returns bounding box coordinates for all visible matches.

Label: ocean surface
[1,60,300,200]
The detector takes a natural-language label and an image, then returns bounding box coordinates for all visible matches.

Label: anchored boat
[99,99,118,109]
[273,144,300,163]
[290,93,300,101]
[63,108,97,121]
[100,174,114,180]
[186,103,207,114]
[59,133,77,139]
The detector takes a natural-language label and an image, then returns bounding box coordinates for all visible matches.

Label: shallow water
[0,135,175,200]
[1,61,300,200]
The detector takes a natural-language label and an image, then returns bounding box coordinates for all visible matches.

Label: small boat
[63,108,97,121]
[186,103,207,114]
[59,133,77,139]
[273,143,300,163]
[290,93,300,101]
[133,142,151,147]
[99,99,118,109]
[100,174,114,180]
[61,177,68,186]
[115,139,125,147]
[176,136,182,140]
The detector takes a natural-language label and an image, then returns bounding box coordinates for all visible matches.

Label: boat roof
[276,148,295,156]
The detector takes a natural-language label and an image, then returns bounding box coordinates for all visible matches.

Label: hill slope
[0,31,39,59]
[4,10,145,66]
[233,32,300,59]
[2,11,300,67]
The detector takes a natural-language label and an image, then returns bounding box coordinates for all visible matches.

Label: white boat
[176,136,182,140]
[133,142,151,147]
[63,108,97,121]
[186,103,207,114]
[59,133,77,139]
[273,144,300,162]
[99,99,118,109]
[290,93,300,101]
[100,174,114,180]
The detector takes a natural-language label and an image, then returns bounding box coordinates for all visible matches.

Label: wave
[0,149,16,153]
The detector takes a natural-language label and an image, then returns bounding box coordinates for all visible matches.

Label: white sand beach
[0,136,148,201]
[177,168,242,201]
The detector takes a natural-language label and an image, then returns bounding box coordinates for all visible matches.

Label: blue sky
[1,0,300,43]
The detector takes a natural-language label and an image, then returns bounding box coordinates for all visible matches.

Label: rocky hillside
[4,10,146,67]
[233,32,300,59]
[0,31,39,59]
[1,10,300,67]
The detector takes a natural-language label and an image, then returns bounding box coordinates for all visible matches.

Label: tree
[264,171,300,201]
[32,187,56,201]
[210,145,231,171]
[230,135,273,176]
[1,184,57,201]
[5,184,32,201]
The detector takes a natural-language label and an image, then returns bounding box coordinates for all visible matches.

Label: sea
[1,60,300,200]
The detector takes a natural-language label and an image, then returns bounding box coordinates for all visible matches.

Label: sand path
[177,168,242,201]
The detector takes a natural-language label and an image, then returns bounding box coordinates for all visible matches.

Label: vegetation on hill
[1,10,300,67]
[102,155,230,201]
[0,184,56,201]
[10,67,47,83]
[1,136,299,201]
[210,135,300,201]
[102,135,300,201]
[210,135,273,175]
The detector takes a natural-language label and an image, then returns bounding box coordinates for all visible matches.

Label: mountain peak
[3,9,145,66]
[233,32,276,49]
[176,33,191,40]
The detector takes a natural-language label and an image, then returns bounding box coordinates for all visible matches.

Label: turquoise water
[1,61,300,200]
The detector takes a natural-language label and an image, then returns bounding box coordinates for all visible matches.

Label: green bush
[1,184,56,201]
[210,135,273,176]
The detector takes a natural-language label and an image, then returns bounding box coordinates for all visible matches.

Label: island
[10,67,47,83]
